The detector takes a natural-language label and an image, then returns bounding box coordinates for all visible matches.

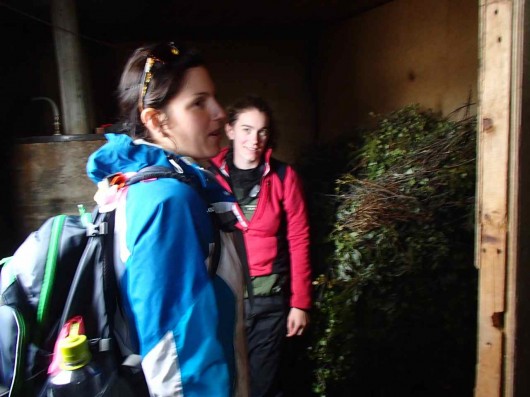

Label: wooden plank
[475,1,513,396]
[504,0,525,395]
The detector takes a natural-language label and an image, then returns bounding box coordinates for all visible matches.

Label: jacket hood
[87,133,173,183]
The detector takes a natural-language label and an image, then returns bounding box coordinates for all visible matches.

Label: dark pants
[245,295,288,397]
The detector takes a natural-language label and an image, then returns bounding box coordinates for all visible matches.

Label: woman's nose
[212,99,226,121]
[248,131,259,145]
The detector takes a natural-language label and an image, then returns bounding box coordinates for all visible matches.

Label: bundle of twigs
[334,106,476,236]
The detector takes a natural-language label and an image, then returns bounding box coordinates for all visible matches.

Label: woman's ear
[225,123,235,140]
[141,108,162,136]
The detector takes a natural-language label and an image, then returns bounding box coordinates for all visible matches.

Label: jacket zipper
[247,177,270,224]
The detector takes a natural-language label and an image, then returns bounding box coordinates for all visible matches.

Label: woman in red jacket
[210,95,312,397]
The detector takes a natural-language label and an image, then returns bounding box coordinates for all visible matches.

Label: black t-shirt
[226,150,263,218]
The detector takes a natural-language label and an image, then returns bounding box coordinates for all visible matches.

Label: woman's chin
[245,154,261,164]
[202,144,221,160]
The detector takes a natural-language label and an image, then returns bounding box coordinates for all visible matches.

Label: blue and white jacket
[87,133,249,397]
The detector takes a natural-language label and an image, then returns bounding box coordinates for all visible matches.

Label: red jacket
[210,147,312,310]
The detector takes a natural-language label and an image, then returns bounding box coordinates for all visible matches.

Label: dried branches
[333,106,476,237]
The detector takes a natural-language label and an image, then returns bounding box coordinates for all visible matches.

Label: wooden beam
[475,0,513,396]
[51,0,93,134]
[505,0,526,395]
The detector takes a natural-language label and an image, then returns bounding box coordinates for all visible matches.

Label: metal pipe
[32,97,62,135]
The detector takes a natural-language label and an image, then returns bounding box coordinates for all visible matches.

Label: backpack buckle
[86,222,108,236]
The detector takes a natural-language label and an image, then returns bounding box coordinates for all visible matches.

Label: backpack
[0,167,220,397]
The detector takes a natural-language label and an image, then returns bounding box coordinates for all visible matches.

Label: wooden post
[476,0,512,396]
[51,0,93,134]
[476,0,526,396]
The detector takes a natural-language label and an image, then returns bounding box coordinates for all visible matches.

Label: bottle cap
[59,334,92,370]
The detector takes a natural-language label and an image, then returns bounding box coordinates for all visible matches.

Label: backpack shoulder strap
[59,209,114,329]
[125,166,199,188]
[270,158,287,184]
[269,158,288,204]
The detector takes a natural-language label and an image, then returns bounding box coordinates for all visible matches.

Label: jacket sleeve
[122,179,234,397]
[282,166,313,310]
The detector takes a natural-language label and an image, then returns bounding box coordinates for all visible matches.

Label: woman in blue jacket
[87,42,248,396]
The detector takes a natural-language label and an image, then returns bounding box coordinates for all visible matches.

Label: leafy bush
[305,105,477,397]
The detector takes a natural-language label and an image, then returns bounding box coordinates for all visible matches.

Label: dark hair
[226,95,276,148]
[117,41,205,139]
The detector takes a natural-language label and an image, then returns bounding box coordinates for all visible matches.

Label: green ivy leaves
[309,105,478,396]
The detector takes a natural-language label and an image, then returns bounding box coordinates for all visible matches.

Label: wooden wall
[316,0,479,138]
[12,137,105,239]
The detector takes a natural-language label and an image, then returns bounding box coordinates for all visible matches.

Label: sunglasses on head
[138,42,180,111]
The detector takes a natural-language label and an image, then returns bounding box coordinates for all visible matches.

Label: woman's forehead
[179,66,215,95]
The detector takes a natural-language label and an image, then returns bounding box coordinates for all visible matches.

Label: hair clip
[168,42,179,56]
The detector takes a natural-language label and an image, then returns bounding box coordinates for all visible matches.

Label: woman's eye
[258,129,269,138]
[193,98,206,108]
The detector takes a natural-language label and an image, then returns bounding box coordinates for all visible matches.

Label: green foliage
[306,105,477,396]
